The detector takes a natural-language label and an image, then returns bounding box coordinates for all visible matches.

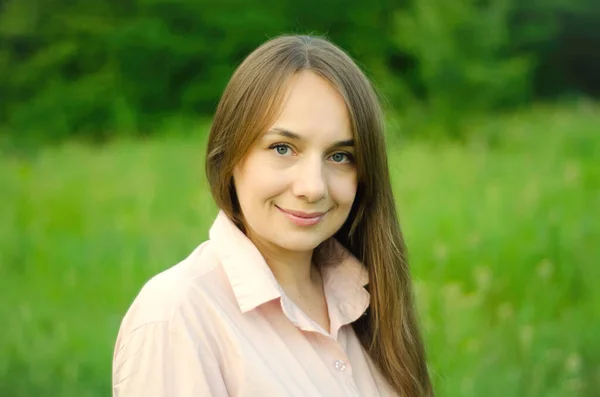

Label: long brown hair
[205,35,433,397]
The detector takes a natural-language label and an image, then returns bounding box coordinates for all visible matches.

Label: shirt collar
[209,210,283,313]
[209,210,370,333]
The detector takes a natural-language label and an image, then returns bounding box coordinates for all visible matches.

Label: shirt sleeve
[112,321,229,397]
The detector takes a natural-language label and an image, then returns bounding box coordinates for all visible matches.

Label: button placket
[334,359,348,372]
[334,358,361,397]
[327,333,352,375]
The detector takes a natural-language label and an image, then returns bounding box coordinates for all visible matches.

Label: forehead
[266,70,352,142]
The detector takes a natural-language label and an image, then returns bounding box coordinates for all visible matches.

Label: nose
[292,156,327,203]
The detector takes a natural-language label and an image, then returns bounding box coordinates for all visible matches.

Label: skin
[232,70,358,332]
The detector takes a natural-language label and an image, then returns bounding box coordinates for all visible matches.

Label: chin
[272,236,322,252]
[275,226,337,252]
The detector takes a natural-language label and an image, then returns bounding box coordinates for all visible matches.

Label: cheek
[329,172,358,206]
[234,156,289,203]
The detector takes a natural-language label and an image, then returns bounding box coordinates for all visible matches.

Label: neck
[249,235,319,294]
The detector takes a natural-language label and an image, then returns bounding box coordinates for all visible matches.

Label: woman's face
[233,70,357,254]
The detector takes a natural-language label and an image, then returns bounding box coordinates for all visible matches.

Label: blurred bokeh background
[1,1,599,396]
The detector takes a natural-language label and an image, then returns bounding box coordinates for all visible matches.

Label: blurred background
[0,0,599,396]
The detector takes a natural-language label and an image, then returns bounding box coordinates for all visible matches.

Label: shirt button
[334,360,348,372]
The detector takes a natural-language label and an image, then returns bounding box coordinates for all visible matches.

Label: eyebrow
[267,128,354,148]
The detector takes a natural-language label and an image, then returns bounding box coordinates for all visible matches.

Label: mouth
[275,205,328,226]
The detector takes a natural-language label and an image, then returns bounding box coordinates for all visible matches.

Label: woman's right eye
[270,143,292,156]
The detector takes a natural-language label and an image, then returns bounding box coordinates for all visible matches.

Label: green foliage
[508,0,600,98]
[0,0,599,142]
[0,0,397,143]
[1,104,599,396]
[393,0,533,136]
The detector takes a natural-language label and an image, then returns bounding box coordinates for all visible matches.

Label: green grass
[1,102,598,396]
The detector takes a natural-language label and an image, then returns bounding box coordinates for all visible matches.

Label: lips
[277,207,327,218]
[275,205,328,226]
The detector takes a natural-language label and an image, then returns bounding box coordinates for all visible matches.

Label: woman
[113,35,433,397]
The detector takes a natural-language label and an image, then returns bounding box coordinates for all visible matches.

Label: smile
[275,206,328,226]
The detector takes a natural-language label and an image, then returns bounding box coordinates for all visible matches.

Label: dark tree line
[0,0,598,142]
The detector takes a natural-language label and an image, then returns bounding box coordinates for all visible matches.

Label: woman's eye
[270,144,292,156]
[330,152,352,163]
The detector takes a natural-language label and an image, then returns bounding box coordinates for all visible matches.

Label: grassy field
[1,103,599,397]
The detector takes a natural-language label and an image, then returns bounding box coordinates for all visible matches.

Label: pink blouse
[112,211,396,396]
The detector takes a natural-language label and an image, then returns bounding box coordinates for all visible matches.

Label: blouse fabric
[112,211,396,396]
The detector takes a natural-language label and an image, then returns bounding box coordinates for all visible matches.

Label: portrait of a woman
[112,34,433,397]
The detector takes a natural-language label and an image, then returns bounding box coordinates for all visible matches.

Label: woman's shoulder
[115,240,233,338]
[112,240,240,390]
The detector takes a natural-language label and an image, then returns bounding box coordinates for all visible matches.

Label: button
[334,360,347,372]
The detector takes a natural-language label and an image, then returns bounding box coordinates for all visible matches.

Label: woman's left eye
[329,152,352,163]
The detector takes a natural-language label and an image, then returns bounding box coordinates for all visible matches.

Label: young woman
[113,35,433,397]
